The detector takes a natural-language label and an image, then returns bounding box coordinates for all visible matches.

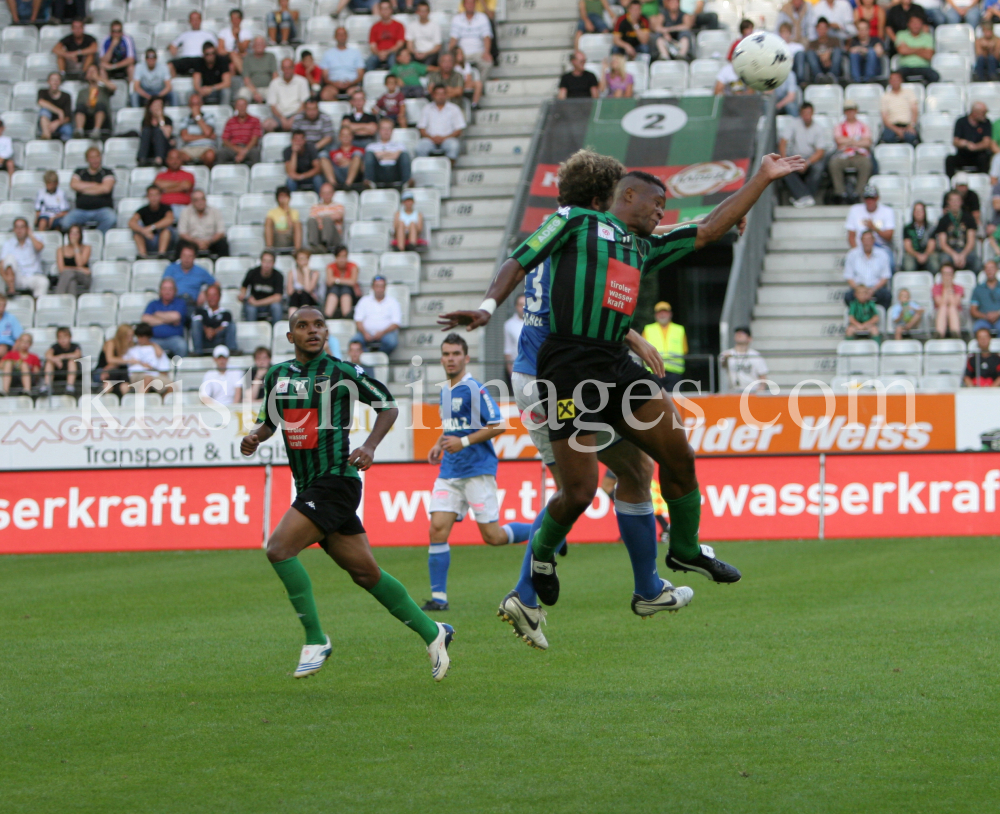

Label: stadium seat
[688,58,721,89]
[349,252,379,286]
[923,338,968,374]
[119,391,163,409]
[6,295,34,327]
[206,193,238,227]
[123,23,152,55]
[24,53,59,82]
[379,251,420,293]
[363,69,389,101]
[82,229,104,258]
[696,29,730,59]
[103,138,140,169]
[0,201,34,230]
[319,100,350,122]
[868,175,908,209]
[931,53,972,84]
[118,292,153,324]
[214,256,255,288]
[403,98,427,124]
[261,132,291,164]
[326,318,357,351]
[90,261,132,294]
[34,294,76,328]
[288,190,318,224]
[210,164,250,196]
[24,140,65,172]
[127,0,164,23]
[236,321,271,352]
[219,288,241,315]
[910,174,951,207]
[115,106,145,136]
[803,84,844,118]
[165,0,201,23]
[12,81,41,111]
[1,27,39,56]
[359,188,400,222]
[250,163,288,194]
[918,373,962,391]
[0,395,35,411]
[102,229,137,261]
[836,339,879,377]
[129,166,159,197]
[237,193,273,225]
[892,271,934,308]
[349,221,390,254]
[649,59,688,92]
[227,225,265,257]
[969,81,1000,118]
[873,144,914,177]
[0,111,36,143]
[934,23,975,58]
[879,339,923,376]
[70,325,105,358]
[914,142,953,175]
[10,171,46,202]
[394,127,419,155]
[577,33,612,62]
[411,157,450,194]
[116,197,146,229]
[918,112,955,145]
[35,394,78,410]
[844,83,883,116]
[334,190,360,223]
[36,231,62,266]
[408,187,440,228]
[27,327,57,350]
[132,259,169,292]
[63,139,102,170]
[924,82,967,116]
[966,173,992,213]
[0,54,26,82]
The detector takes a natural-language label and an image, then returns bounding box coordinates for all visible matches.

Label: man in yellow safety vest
[642,301,687,392]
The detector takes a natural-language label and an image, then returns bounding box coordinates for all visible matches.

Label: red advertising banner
[823,452,1000,538]
[0,467,265,554]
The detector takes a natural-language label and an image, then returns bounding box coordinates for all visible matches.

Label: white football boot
[294,635,332,678]
[630,580,694,619]
[428,622,455,682]
[497,590,548,650]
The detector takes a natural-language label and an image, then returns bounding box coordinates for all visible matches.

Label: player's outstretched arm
[240,424,274,456]
[694,153,807,250]
[437,257,527,332]
[348,406,399,470]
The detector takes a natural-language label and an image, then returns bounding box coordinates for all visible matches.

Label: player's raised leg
[425,509,457,610]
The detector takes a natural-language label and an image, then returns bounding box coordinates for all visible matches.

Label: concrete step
[754,303,845,318]
[760,270,846,285]
[475,106,542,127]
[464,136,531,159]
[425,227,504,261]
[767,236,850,251]
[440,197,513,230]
[773,205,851,220]
[480,94,552,108]
[752,336,842,353]
[453,167,522,188]
[769,372,835,386]
[764,252,844,272]
[497,21,577,47]
[466,123,535,137]
[400,326,484,355]
[770,220,846,240]
[410,293,484,326]
[505,0,580,21]
[485,77,560,99]
[448,184,518,198]
[757,284,849,305]
[751,318,846,340]
[454,155,524,169]
[756,354,837,374]
[423,260,494,283]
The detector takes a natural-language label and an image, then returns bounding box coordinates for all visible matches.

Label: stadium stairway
[751,205,853,388]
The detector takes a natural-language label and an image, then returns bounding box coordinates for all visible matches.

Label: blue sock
[513,508,551,606]
[428,543,450,603]
[615,499,662,600]
[502,522,532,543]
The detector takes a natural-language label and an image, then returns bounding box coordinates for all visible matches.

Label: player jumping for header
[422,332,532,611]
[241,306,454,681]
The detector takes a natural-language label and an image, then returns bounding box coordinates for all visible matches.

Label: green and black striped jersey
[510,206,698,344]
[256,354,395,490]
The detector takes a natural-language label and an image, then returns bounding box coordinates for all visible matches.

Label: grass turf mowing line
[1,537,998,814]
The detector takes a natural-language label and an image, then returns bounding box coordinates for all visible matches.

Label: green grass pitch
[2,537,998,813]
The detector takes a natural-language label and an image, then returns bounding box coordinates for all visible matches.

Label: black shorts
[536,336,662,442]
[292,475,366,537]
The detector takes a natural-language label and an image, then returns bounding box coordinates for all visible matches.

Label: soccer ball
[731,32,792,92]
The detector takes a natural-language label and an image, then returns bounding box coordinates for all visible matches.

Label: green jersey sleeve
[255,366,278,430]
[510,207,581,270]
[337,361,396,410]
[643,224,698,276]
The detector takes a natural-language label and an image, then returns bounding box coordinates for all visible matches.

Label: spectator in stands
[971,260,1000,333]
[601,55,634,98]
[777,0,814,48]
[933,263,965,337]
[845,21,884,82]
[284,128,324,194]
[886,0,940,51]
[391,48,427,100]
[169,11,218,78]
[815,0,856,42]
[576,0,614,49]
[347,340,374,376]
[319,28,366,102]
[727,19,754,61]
[417,84,466,163]
[0,333,40,394]
[38,72,73,142]
[94,323,133,397]
[240,251,284,324]
[894,13,940,84]
[193,42,232,106]
[54,19,98,79]
[40,326,81,396]
[250,345,271,399]
[328,125,365,190]
[177,94,218,168]
[342,90,379,150]
[613,1,652,57]
[141,278,188,358]
[974,23,1000,82]
[450,0,494,80]
[0,293,22,357]
[192,283,238,357]
[846,185,895,266]
[368,1,408,71]
[452,46,485,107]
[217,8,251,77]
[853,0,885,43]
[125,322,172,390]
[218,96,262,166]
[945,172,982,232]
[934,191,980,272]
[779,103,828,208]
[393,191,424,249]
[779,22,807,82]
[985,0,1000,24]
[374,75,409,127]
[62,147,116,234]
[504,294,524,377]
[0,219,46,299]
[132,49,175,109]
[828,101,873,203]
[55,223,91,295]
[130,185,176,259]
[407,2,443,66]
[178,189,229,258]
[286,248,320,315]
[156,149,195,221]
[890,287,925,338]
[73,65,115,139]
[324,245,360,318]
[35,171,70,232]
[642,301,687,391]
[295,51,323,97]
[804,17,843,82]
[199,345,243,405]
[879,70,918,144]
[902,201,939,271]
[559,50,600,100]
[719,326,769,393]
[427,52,467,104]
[99,19,136,83]
[944,0,982,25]
[364,118,413,188]
[134,95,175,168]
[292,99,337,165]
[0,122,12,177]
[265,58,311,133]
[267,0,299,46]
[846,284,882,340]
[653,0,694,60]
[165,242,215,306]
[307,184,345,252]
[715,54,756,95]
[844,230,892,308]
[266,186,302,252]
[352,276,401,355]
[243,38,278,105]
[964,326,1000,384]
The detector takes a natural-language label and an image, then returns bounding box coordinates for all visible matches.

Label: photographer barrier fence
[2,451,998,554]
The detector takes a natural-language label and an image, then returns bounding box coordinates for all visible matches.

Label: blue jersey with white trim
[511,258,550,376]
[438,372,502,479]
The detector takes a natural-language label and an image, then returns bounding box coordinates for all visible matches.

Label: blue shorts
[577,12,609,32]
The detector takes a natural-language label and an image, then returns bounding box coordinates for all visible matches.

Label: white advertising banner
[954,389,1000,451]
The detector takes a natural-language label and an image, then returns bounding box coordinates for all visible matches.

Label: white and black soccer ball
[731,32,792,92]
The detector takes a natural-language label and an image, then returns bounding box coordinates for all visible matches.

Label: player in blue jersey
[441,150,695,650]
[422,332,532,611]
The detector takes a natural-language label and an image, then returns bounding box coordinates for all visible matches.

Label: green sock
[666,487,702,561]
[531,511,574,561]
[368,569,440,646]
[272,557,326,646]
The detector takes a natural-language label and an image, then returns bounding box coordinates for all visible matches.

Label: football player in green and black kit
[241,307,454,681]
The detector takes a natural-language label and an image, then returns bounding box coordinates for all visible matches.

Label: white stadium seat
[359,188,400,222]
[924,338,968,375]
[836,339,880,377]
[650,60,688,92]
[34,294,76,328]
[118,292,153,324]
[348,221,390,253]
[131,259,169,292]
[227,225,265,257]
[90,261,132,295]
[879,339,923,377]
[688,58,721,89]
[250,163,288,194]
[210,164,250,196]
[237,192,273,225]
[873,144,914,177]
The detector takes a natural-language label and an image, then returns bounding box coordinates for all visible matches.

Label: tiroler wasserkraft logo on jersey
[527,215,565,251]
